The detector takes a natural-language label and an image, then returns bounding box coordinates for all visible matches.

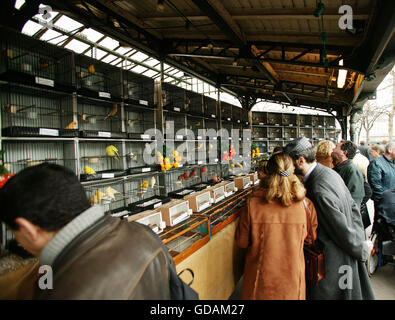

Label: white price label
[98,131,111,138]
[197,136,202,140]
[98,92,111,99]
[140,134,150,140]
[39,128,59,136]
[153,202,162,208]
[259,122,264,126]
[174,107,181,112]
[102,173,114,178]
[35,77,54,87]
[197,160,203,165]
[176,135,183,140]
[142,167,151,173]
[139,100,148,106]
[211,114,216,118]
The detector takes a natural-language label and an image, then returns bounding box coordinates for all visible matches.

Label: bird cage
[299,114,313,127]
[325,116,336,128]
[267,112,282,126]
[0,27,74,91]
[75,55,122,100]
[252,141,268,158]
[282,113,297,126]
[300,127,313,139]
[123,70,154,107]
[313,128,325,141]
[252,111,268,125]
[220,102,232,122]
[79,141,125,181]
[201,163,220,184]
[2,140,76,175]
[125,104,156,139]
[283,127,297,140]
[162,83,185,112]
[268,141,284,154]
[325,128,339,142]
[124,140,157,174]
[165,166,202,193]
[77,97,125,138]
[187,115,204,140]
[164,111,187,140]
[252,126,267,140]
[185,90,203,115]
[232,105,242,126]
[312,115,325,127]
[85,180,126,214]
[242,108,250,127]
[1,83,76,137]
[205,118,218,139]
[125,173,169,214]
[203,96,217,119]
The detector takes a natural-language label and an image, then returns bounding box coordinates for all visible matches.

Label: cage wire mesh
[125,106,155,135]
[204,96,217,118]
[123,71,154,106]
[162,83,185,111]
[185,90,203,115]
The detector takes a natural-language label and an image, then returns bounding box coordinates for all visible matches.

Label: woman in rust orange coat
[235,152,318,300]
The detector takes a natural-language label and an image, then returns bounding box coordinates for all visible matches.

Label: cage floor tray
[80,169,126,181]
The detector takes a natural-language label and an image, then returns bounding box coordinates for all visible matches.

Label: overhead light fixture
[337,59,347,89]
[314,1,325,17]
[157,0,165,12]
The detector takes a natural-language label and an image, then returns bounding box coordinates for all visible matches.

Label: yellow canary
[237,163,243,168]
[173,161,179,168]
[105,186,119,200]
[230,163,235,168]
[84,166,96,174]
[64,121,77,129]
[88,64,95,74]
[150,176,156,188]
[106,145,120,160]
[173,150,179,156]
[161,164,165,171]
[91,189,104,205]
[164,158,173,171]
[140,181,149,189]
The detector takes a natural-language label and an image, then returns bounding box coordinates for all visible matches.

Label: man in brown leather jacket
[0,163,196,300]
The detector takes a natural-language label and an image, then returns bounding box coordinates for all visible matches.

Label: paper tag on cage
[98,92,111,99]
[211,114,216,118]
[140,134,150,140]
[154,202,162,209]
[139,100,148,106]
[142,167,151,173]
[174,107,181,112]
[102,173,114,178]
[39,128,59,136]
[98,131,111,138]
[35,77,54,87]
[176,135,183,140]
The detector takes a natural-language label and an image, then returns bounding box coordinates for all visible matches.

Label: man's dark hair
[360,141,365,146]
[288,147,317,163]
[0,163,90,231]
[341,140,357,159]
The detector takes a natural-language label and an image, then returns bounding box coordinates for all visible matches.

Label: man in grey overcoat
[284,137,375,300]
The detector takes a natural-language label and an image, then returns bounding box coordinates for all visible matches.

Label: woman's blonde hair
[316,140,335,157]
[261,152,306,207]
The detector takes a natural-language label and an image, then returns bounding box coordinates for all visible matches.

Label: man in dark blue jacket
[368,142,395,203]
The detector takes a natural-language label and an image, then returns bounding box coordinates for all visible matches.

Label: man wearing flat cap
[284,137,374,300]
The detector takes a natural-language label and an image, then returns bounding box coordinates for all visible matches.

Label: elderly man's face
[332,142,346,165]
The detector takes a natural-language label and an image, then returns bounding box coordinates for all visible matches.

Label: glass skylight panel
[53,15,83,32]
[79,28,104,42]
[143,69,159,78]
[14,0,25,10]
[109,57,122,66]
[131,51,149,62]
[64,39,90,54]
[131,65,148,74]
[144,58,160,68]
[39,29,64,43]
[21,20,44,36]
[173,71,184,78]
[115,46,133,55]
[98,37,119,50]
[101,54,117,63]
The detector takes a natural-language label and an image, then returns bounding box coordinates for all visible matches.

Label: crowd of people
[0,138,394,300]
[237,138,395,300]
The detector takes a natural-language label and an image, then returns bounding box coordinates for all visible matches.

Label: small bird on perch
[103,103,118,120]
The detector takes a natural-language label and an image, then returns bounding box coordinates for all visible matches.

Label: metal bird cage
[252,111,268,125]
[162,83,185,112]
[164,111,187,139]
[125,104,156,139]
[299,114,313,127]
[1,83,75,137]
[252,126,267,140]
[267,113,282,126]
[2,140,76,175]
[77,97,124,138]
[312,115,326,127]
[300,127,313,139]
[220,102,232,122]
[282,113,297,126]
[0,27,74,92]
[325,116,336,128]
[283,127,297,140]
[185,90,203,115]
[123,70,154,107]
[75,55,122,100]
[186,115,204,140]
[203,96,217,119]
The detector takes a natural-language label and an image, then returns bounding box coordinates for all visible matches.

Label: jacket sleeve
[304,197,318,245]
[313,192,369,262]
[368,160,384,201]
[344,168,365,207]
[235,198,251,249]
